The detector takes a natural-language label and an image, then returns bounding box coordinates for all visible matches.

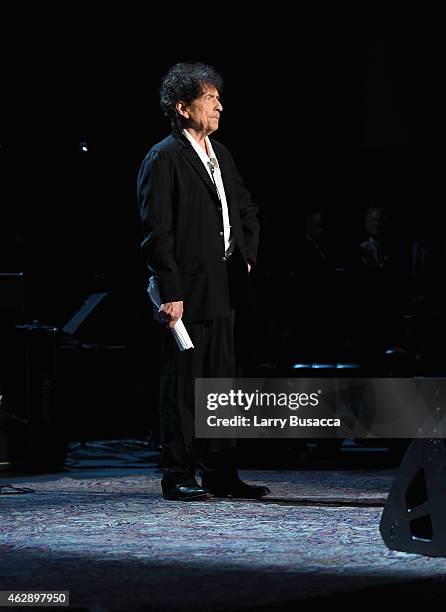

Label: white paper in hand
[147,276,194,351]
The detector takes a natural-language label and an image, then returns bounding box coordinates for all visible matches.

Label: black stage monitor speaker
[380,438,446,557]
[1,322,68,472]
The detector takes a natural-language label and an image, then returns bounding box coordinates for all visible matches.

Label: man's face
[183,84,223,135]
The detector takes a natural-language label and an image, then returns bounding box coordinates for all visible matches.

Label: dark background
[1,19,441,294]
[1,13,444,448]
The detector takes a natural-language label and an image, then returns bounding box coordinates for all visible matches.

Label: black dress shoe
[201,471,271,499]
[161,472,213,501]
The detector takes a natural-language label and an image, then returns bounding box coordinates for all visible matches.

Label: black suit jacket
[137,132,259,323]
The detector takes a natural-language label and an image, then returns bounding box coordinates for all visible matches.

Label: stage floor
[1,467,446,610]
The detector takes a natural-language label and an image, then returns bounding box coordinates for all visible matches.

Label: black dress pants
[158,311,236,473]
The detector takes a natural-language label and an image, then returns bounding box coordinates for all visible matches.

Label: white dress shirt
[182,129,233,254]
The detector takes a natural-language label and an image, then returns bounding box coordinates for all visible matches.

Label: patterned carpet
[1,468,446,610]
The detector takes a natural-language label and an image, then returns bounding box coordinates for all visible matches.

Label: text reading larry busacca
[204,389,340,428]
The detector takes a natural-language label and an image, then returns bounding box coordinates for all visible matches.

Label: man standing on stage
[137,62,270,501]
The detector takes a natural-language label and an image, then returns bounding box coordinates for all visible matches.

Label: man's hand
[157,301,184,328]
[247,263,252,273]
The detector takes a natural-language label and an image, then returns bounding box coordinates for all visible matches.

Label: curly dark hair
[160,62,223,132]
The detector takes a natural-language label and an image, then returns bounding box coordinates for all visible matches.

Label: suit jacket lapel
[214,148,233,213]
[172,132,219,200]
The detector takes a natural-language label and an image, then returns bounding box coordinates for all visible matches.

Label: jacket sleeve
[137,149,183,303]
[229,152,260,265]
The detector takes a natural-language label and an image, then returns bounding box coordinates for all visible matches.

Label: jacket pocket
[178,258,203,275]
